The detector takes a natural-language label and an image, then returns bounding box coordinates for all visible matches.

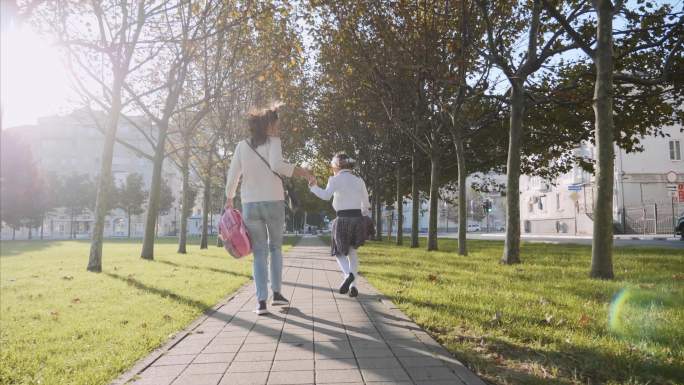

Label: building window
[669,140,681,161]
[556,193,561,210]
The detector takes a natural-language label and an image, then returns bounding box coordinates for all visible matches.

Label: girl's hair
[331,152,356,170]
[246,104,280,147]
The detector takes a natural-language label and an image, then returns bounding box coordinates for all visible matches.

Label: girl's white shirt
[310,170,371,216]
[225,137,295,203]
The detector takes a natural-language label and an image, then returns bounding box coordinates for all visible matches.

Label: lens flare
[607,286,679,346]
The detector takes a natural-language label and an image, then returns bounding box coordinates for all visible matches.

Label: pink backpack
[218,209,252,258]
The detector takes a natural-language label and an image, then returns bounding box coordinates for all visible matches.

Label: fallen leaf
[71,298,81,304]
[61,275,74,280]
[427,273,439,283]
[543,313,554,324]
[50,310,59,320]
[163,314,172,321]
[578,313,591,327]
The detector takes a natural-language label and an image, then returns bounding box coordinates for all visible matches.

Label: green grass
[0,236,298,385]
[354,237,684,385]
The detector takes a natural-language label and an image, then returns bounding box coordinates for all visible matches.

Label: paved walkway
[115,237,486,385]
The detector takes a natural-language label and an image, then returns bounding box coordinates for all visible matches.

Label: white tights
[335,247,358,288]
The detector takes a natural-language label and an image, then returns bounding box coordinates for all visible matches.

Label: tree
[57,174,95,239]
[0,132,38,239]
[476,0,584,264]
[117,173,148,238]
[541,0,683,278]
[39,0,158,271]
[157,178,175,236]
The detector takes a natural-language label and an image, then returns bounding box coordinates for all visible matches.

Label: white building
[0,110,203,240]
[520,125,684,235]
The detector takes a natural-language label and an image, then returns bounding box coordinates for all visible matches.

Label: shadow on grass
[104,272,214,312]
[0,240,59,257]
[153,259,252,279]
[379,281,684,385]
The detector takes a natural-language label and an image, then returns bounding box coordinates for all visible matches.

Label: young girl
[308,153,371,297]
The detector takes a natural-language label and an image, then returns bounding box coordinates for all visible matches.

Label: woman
[225,106,310,315]
[308,153,371,297]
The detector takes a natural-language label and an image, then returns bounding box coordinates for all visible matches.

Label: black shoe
[339,273,355,294]
[254,300,268,315]
[349,286,358,297]
[272,292,289,306]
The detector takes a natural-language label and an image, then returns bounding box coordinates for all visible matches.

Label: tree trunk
[590,0,615,279]
[217,208,224,247]
[454,133,468,256]
[71,210,75,239]
[427,152,439,251]
[396,167,403,245]
[410,148,420,248]
[200,165,212,250]
[127,211,131,238]
[373,177,383,241]
[88,80,123,272]
[178,141,190,254]
[12,227,15,240]
[28,227,32,240]
[40,219,44,240]
[140,124,168,260]
[502,81,525,264]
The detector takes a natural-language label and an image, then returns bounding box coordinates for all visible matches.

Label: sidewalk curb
[108,242,305,385]
[109,285,250,385]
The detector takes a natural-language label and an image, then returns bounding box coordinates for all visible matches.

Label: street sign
[666,171,678,183]
[567,184,582,191]
[667,184,677,191]
[679,183,684,202]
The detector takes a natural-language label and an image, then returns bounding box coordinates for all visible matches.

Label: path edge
[109,284,252,385]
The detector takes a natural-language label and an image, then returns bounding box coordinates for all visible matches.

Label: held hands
[294,167,316,186]
[307,173,317,187]
[225,198,233,210]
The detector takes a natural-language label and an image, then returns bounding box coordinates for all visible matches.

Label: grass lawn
[355,237,683,385]
[0,236,298,385]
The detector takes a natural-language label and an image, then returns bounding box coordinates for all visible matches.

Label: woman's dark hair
[332,152,355,170]
[247,106,278,147]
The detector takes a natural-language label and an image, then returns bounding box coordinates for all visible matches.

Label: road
[456,233,684,249]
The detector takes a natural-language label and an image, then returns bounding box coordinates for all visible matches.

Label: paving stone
[356,357,403,369]
[153,354,196,366]
[315,368,363,383]
[314,358,358,370]
[271,359,315,371]
[227,360,273,373]
[361,368,412,382]
[184,362,229,374]
[266,370,314,384]
[193,352,236,364]
[119,238,485,385]
[172,373,222,385]
[233,350,276,362]
[240,343,278,352]
[140,364,186,378]
[219,371,268,385]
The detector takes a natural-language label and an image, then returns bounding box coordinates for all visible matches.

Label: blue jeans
[242,201,285,302]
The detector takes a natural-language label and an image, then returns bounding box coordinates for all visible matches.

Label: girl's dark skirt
[331,214,368,257]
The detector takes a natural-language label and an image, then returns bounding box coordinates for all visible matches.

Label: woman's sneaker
[272,292,289,306]
[254,300,268,315]
[339,273,355,294]
[349,286,358,297]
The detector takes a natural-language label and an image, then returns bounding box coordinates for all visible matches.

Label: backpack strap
[245,139,286,182]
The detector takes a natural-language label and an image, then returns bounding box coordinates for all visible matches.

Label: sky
[1,13,76,128]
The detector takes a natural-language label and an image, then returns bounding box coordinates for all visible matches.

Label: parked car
[467,223,481,232]
[677,213,684,240]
